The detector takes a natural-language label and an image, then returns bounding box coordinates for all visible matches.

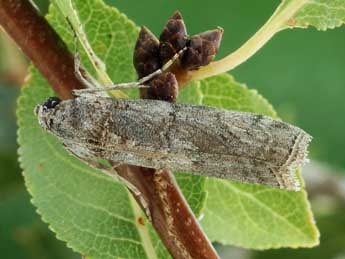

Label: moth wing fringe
[277,131,312,191]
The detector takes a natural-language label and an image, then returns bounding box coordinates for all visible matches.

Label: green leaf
[17,1,205,258]
[0,189,80,259]
[253,209,345,259]
[179,74,319,249]
[275,0,345,31]
[290,0,345,30]
[179,75,277,116]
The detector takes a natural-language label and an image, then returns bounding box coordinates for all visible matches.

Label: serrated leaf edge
[205,180,319,249]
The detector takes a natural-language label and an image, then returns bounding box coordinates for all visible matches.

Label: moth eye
[43,96,61,109]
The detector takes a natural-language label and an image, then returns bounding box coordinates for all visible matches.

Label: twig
[0,0,219,258]
[0,0,84,99]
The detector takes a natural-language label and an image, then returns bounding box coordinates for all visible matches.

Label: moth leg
[106,163,152,221]
[62,143,152,219]
[66,17,103,91]
[74,51,98,89]
[106,166,152,221]
[72,46,187,95]
[72,50,108,98]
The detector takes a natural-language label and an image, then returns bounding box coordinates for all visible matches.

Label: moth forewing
[35,96,311,191]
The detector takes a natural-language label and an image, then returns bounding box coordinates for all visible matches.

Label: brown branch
[0,0,84,99]
[0,1,219,258]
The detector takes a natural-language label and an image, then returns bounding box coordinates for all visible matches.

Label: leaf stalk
[187,0,309,82]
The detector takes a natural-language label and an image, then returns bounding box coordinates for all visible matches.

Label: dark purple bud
[144,72,179,102]
[133,26,161,78]
[159,11,188,64]
[182,28,223,70]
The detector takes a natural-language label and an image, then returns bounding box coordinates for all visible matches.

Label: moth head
[34,97,61,131]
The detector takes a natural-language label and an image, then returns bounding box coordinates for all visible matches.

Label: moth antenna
[72,83,150,95]
[161,46,187,71]
[73,47,187,94]
[73,52,97,89]
[137,46,187,84]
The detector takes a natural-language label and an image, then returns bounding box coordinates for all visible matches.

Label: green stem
[188,0,309,81]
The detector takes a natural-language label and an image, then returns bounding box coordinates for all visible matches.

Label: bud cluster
[133,11,223,102]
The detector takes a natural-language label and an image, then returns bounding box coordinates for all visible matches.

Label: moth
[35,11,311,191]
[35,95,310,191]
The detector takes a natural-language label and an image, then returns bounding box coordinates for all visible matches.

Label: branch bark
[0,0,84,99]
[0,1,219,258]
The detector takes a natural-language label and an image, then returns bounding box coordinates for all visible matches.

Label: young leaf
[286,0,345,30]
[179,74,319,249]
[17,1,205,258]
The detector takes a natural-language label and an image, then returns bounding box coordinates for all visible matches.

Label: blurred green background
[1,0,344,258]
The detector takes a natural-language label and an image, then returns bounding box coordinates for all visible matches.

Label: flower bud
[159,11,188,64]
[182,28,223,70]
[133,26,161,78]
[144,72,179,102]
